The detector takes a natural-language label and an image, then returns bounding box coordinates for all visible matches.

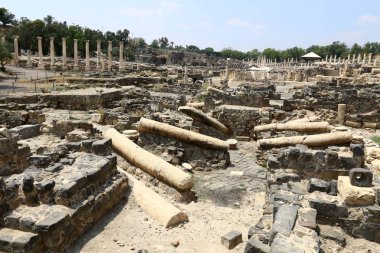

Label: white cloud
[358,15,380,26]
[122,0,179,19]
[226,17,264,35]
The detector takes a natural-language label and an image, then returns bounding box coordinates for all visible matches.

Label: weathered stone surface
[0,228,43,253]
[307,178,330,193]
[221,230,243,249]
[9,124,41,140]
[270,205,299,242]
[349,168,373,187]
[319,225,346,246]
[245,236,270,253]
[269,234,304,253]
[308,192,348,219]
[297,207,317,229]
[92,138,112,156]
[338,176,375,206]
[27,155,51,167]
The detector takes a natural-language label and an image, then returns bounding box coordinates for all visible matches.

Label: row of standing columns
[3,35,126,71]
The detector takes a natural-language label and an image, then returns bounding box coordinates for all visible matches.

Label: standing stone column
[225,58,230,80]
[184,66,188,83]
[108,41,112,71]
[362,53,367,65]
[50,37,55,68]
[101,57,105,72]
[85,40,90,71]
[333,55,337,63]
[37,37,44,69]
[73,39,79,70]
[347,54,351,63]
[119,41,124,71]
[62,37,67,70]
[13,36,19,66]
[368,53,372,65]
[352,54,356,63]
[325,55,328,63]
[357,53,361,63]
[27,50,31,67]
[1,36,5,45]
[338,104,347,125]
[329,55,333,64]
[96,40,101,70]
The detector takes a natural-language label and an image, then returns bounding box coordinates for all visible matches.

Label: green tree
[150,39,159,49]
[0,8,15,27]
[158,37,169,49]
[116,29,130,43]
[0,42,12,71]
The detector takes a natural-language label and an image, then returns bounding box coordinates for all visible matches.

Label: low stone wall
[138,132,230,170]
[267,145,364,180]
[212,105,269,138]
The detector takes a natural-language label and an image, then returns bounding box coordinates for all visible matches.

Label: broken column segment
[178,106,233,135]
[254,121,330,133]
[138,117,228,150]
[258,132,352,149]
[105,128,194,191]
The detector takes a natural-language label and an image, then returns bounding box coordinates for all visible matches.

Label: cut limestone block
[338,176,375,206]
[221,230,243,249]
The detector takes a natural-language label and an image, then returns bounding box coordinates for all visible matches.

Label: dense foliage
[1,8,379,62]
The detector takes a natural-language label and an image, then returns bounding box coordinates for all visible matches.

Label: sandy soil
[69,190,266,253]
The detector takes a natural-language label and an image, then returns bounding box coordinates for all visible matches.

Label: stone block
[267,155,280,169]
[349,168,373,187]
[328,180,338,196]
[319,225,346,246]
[92,138,112,156]
[0,228,43,253]
[65,142,81,152]
[309,193,348,219]
[297,208,317,229]
[350,144,364,156]
[338,176,375,206]
[27,155,51,167]
[9,124,41,140]
[269,205,299,242]
[269,234,304,253]
[244,236,270,253]
[307,178,330,193]
[221,230,243,249]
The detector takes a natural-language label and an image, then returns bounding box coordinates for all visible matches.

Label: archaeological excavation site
[0,5,380,253]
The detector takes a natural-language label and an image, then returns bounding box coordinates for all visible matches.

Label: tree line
[0,7,379,63]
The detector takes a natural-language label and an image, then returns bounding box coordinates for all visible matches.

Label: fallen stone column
[105,128,193,191]
[186,102,204,109]
[178,106,233,135]
[258,132,352,149]
[254,122,330,133]
[119,168,189,228]
[138,118,228,150]
[206,86,224,93]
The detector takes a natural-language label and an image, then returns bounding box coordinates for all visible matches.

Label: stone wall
[212,105,269,138]
[138,132,230,170]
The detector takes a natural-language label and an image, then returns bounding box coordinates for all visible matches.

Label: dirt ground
[69,190,266,253]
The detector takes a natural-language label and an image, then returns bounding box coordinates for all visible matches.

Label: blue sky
[2,0,380,51]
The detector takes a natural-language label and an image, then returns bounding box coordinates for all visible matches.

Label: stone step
[2,174,128,252]
[0,227,43,253]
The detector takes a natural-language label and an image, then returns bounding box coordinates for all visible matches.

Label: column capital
[50,37,54,40]
[62,37,66,41]
[37,36,42,40]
